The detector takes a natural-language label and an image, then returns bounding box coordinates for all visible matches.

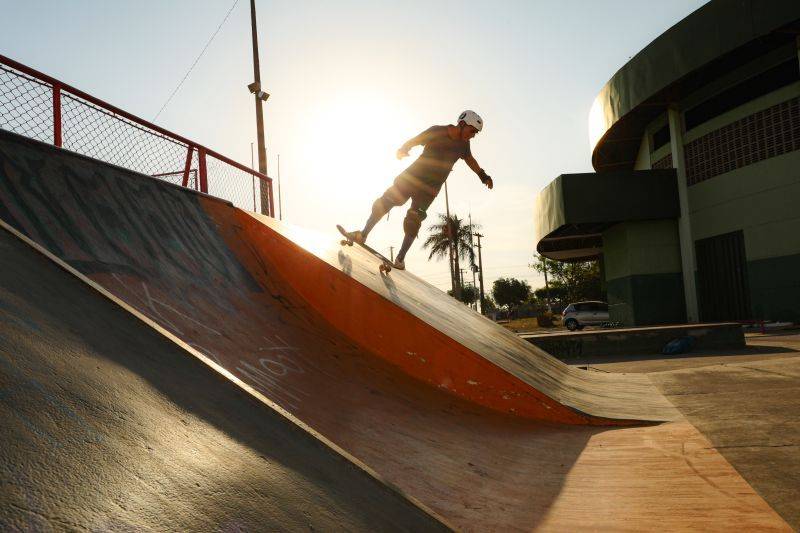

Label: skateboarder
[343,110,493,270]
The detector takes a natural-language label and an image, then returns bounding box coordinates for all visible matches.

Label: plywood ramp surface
[239,212,680,424]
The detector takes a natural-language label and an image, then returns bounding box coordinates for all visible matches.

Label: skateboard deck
[336,225,393,273]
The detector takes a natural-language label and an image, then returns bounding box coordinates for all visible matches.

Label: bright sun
[303,93,415,206]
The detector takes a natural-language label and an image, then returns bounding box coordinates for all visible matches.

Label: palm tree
[423,214,480,299]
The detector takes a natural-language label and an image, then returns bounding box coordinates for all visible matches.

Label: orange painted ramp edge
[207,204,679,425]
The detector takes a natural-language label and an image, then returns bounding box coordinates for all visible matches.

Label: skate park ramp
[0,129,673,426]
[0,221,446,531]
[0,129,791,530]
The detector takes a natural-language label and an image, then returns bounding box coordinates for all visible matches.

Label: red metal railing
[0,54,273,216]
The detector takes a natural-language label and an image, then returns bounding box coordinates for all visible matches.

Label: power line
[153,0,240,121]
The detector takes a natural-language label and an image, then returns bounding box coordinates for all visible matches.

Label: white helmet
[458,110,483,132]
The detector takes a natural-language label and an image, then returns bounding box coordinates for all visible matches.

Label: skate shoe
[346,230,364,244]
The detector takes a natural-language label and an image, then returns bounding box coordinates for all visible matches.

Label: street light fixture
[247,81,270,102]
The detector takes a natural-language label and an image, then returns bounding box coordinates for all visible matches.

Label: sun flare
[302,93,416,207]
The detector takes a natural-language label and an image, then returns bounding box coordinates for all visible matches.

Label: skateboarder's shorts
[382,171,440,214]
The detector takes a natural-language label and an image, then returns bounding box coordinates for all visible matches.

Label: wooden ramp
[233,210,679,424]
[0,129,790,530]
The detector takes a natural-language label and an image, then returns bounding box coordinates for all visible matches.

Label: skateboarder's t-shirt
[402,125,471,189]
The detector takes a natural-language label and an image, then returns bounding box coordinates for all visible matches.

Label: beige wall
[689,149,800,261]
[676,79,800,262]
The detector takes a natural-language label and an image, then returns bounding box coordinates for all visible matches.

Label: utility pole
[469,213,478,309]
[474,232,486,314]
[249,0,270,215]
[443,181,459,299]
[389,246,394,262]
[542,254,551,312]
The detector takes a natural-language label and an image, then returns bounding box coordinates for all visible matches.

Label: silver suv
[562,301,610,331]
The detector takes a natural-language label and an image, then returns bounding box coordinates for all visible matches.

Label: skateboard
[336,225,393,274]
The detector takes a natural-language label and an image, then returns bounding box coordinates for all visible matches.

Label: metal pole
[469,213,477,309]
[277,154,283,220]
[475,232,485,314]
[250,142,256,211]
[198,148,208,193]
[542,255,551,311]
[52,84,62,147]
[182,146,194,188]
[389,246,394,262]
[443,181,456,296]
[250,0,269,215]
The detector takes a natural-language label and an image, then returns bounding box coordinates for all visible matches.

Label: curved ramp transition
[0,225,446,531]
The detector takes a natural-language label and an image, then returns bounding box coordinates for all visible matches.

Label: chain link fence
[0,55,272,215]
[0,64,54,144]
[206,152,265,213]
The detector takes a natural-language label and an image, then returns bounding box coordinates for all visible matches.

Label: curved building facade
[535,0,800,325]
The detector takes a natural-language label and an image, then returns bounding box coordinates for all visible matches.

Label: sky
[2,0,709,294]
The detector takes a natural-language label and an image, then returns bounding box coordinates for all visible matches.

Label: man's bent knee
[403,207,427,238]
[372,195,395,217]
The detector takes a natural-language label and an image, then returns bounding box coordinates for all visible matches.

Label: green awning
[535,169,679,261]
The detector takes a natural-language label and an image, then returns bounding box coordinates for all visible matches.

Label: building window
[651,153,673,169]
[684,97,800,185]
[651,125,670,152]
[685,58,799,131]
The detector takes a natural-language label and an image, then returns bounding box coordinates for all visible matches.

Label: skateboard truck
[336,225,393,274]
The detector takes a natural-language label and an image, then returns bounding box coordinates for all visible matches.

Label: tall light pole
[277,153,282,220]
[474,232,486,314]
[249,0,270,215]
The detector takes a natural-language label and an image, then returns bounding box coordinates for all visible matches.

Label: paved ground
[587,333,800,528]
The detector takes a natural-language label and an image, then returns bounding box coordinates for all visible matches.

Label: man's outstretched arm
[397,127,440,159]
[465,155,493,189]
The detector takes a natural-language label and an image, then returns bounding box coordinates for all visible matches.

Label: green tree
[423,214,479,299]
[448,284,479,306]
[534,284,567,302]
[492,277,531,311]
[531,254,601,303]
[481,295,498,314]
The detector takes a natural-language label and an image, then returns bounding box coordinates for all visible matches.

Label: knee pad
[403,208,426,238]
